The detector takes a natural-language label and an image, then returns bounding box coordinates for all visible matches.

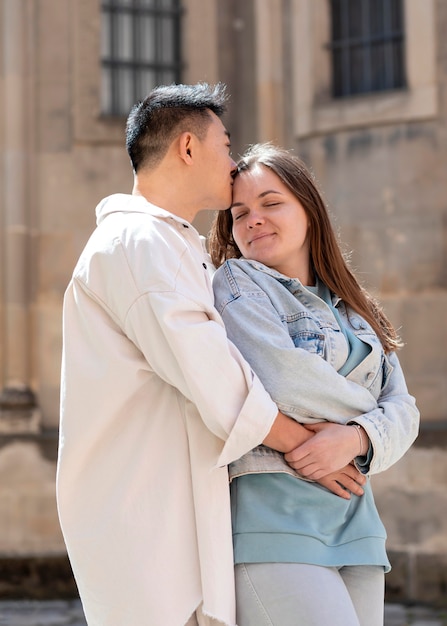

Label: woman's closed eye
[232,211,248,221]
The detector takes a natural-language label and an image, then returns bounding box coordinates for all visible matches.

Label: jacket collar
[95,193,194,231]
[240,258,341,306]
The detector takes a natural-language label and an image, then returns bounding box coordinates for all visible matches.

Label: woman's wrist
[350,424,369,457]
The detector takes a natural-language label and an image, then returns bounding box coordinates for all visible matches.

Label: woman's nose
[247,212,265,228]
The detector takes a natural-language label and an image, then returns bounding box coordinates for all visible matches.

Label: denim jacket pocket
[283,312,326,356]
[291,331,325,355]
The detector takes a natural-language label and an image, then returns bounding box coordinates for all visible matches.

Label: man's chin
[212,199,232,212]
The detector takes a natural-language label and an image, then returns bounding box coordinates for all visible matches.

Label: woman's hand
[314,463,367,500]
[284,422,366,480]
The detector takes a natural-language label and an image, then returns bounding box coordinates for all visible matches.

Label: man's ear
[178,131,194,164]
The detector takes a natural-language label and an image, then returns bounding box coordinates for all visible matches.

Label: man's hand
[284,421,363,480]
[314,463,366,500]
[263,411,313,453]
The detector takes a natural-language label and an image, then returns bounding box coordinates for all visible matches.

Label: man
[56,83,308,626]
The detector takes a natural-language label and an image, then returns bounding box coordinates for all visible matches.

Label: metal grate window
[101,0,182,116]
[329,0,406,98]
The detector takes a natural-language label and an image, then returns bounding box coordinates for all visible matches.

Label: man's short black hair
[125,82,229,172]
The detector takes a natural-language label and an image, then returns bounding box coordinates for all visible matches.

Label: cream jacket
[56,194,278,626]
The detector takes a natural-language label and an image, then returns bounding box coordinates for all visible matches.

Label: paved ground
[0,600,85,626]
[385,604,447,626]
[0,600,446,626]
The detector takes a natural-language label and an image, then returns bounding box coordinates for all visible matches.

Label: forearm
[263,411,313,453]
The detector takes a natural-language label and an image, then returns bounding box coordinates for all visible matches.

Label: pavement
[0,600,446,626]
[384,604,447,626]
[0,600,85,626]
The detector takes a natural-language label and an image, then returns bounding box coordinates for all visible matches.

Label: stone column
[254,0,285,145]
[0,0,40,432]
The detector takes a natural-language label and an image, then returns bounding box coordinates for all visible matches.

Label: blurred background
[0,0,446,610]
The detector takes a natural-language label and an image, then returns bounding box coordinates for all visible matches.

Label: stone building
[0,0,446,606]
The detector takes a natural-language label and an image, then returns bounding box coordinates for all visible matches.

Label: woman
[209,144,419,626]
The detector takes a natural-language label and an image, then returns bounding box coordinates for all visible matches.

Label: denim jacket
[212,258,420,477]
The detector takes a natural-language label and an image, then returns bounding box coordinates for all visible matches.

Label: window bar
[383,0,393,89]
[341,0,350,97]
[361,0,371,93]
[173,0,182,83]
[155,0,162,85]
[132,0,139,106]
[110,0,120,115]
[397,0,406,88]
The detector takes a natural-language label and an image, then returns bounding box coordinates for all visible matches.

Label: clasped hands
[285,422,367,500]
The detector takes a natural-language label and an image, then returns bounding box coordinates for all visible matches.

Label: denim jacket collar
[242,258,342,307]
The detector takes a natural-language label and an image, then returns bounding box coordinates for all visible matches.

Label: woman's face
[230,164,312,282]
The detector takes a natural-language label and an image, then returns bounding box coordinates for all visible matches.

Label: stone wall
[374,440,447,608]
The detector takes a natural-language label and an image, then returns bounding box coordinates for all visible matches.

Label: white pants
[235,562,385,626]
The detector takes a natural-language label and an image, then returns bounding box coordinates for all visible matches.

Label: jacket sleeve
[212,266,419,475]
[350,351,419,474]
[123,268,278,469]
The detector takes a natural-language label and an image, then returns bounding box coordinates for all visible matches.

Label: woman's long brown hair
[208,143,402,353]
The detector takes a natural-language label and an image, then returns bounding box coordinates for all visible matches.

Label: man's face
[195,112,237,211]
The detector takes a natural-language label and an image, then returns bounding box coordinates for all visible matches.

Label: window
[101,0,182,116]
[291,0,437,138]
[329,0,406,98]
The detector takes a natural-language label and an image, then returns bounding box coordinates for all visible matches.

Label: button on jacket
[57,195,278,626]
[212,258,419,480]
